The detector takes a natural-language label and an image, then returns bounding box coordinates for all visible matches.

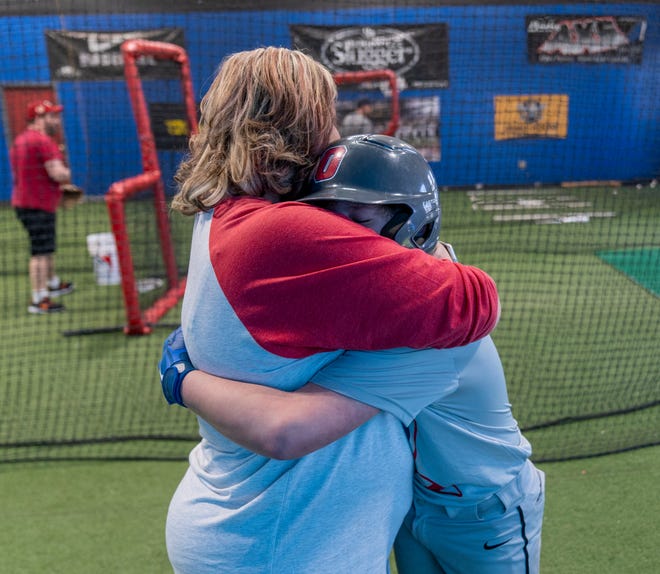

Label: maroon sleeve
[212,201,499,359]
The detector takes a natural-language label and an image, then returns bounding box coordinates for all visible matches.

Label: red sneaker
[28,297,65,314]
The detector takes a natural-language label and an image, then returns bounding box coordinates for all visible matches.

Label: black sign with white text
[527,15,646,64]
[290,24,449,89]
[45,28,185,80]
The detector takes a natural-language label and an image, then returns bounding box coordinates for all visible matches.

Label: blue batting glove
[159,326,196,407]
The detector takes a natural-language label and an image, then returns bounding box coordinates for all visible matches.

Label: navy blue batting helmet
[305,134,440,253]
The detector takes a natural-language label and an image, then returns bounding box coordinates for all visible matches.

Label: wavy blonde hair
[172,47,338,215]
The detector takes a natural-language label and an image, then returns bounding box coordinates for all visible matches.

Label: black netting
[1,1,658,462]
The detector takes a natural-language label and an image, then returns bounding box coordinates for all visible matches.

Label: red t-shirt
[210,198,500,358]
[10,128,64,213]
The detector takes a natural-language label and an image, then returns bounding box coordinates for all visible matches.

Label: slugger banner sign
[494,95,568,141]
[527,15,646,64]
[45,28,185,80]
[290,24,449,89]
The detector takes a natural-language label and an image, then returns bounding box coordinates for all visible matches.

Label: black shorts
[15,208,56,256]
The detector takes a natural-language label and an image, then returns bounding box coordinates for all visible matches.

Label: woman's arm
[159,326,378,459]
[182,371,378,459]
[216,203,500,356]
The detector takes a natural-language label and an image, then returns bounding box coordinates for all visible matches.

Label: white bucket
[86,232,121,285]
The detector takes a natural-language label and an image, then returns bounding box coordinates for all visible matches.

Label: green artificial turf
[1,185,658,572]
[597,247,660,297]
[538,446,660,574]
[2,186,658,464]
[1,446,658,573]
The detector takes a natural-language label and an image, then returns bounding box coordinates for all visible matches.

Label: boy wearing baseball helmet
[161,136,543,573]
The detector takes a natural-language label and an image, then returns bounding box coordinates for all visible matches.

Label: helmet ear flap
[380,207,411,240]
[412,222,436,248]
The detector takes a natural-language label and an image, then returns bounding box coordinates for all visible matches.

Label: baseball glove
[60,183,84,208]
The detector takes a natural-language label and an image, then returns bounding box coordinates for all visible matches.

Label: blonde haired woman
[173,47,337,213]
[166,47,500,573]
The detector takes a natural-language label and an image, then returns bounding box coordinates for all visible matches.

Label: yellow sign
[494,95,568,140]
[164,119,189,137]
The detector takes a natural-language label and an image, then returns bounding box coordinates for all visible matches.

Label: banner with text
[527,15,646,64]
[494,95,568,140]
[45,28,185,80]
[290,24,449,89]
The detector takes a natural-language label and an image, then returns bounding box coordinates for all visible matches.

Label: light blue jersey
[312,338,545,573]
[166,208,413,574]
[312,337,531,505]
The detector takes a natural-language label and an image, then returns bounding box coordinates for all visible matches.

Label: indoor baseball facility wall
[0,1,658,200]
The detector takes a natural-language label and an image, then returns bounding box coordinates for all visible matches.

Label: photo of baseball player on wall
[337,93,441,161]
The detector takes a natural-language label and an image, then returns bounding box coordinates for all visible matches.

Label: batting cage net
[1,1,658,463]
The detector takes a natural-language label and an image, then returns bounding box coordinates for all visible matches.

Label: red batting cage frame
[106,39,198,335]
[106,42,399,335]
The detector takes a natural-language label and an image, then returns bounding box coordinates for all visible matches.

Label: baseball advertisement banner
[290,24,449,89]
[45,28,185,80]
[526,15,646,64]
[494,95,568,141]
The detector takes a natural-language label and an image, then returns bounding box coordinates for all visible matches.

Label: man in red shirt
[11,99,74,314]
